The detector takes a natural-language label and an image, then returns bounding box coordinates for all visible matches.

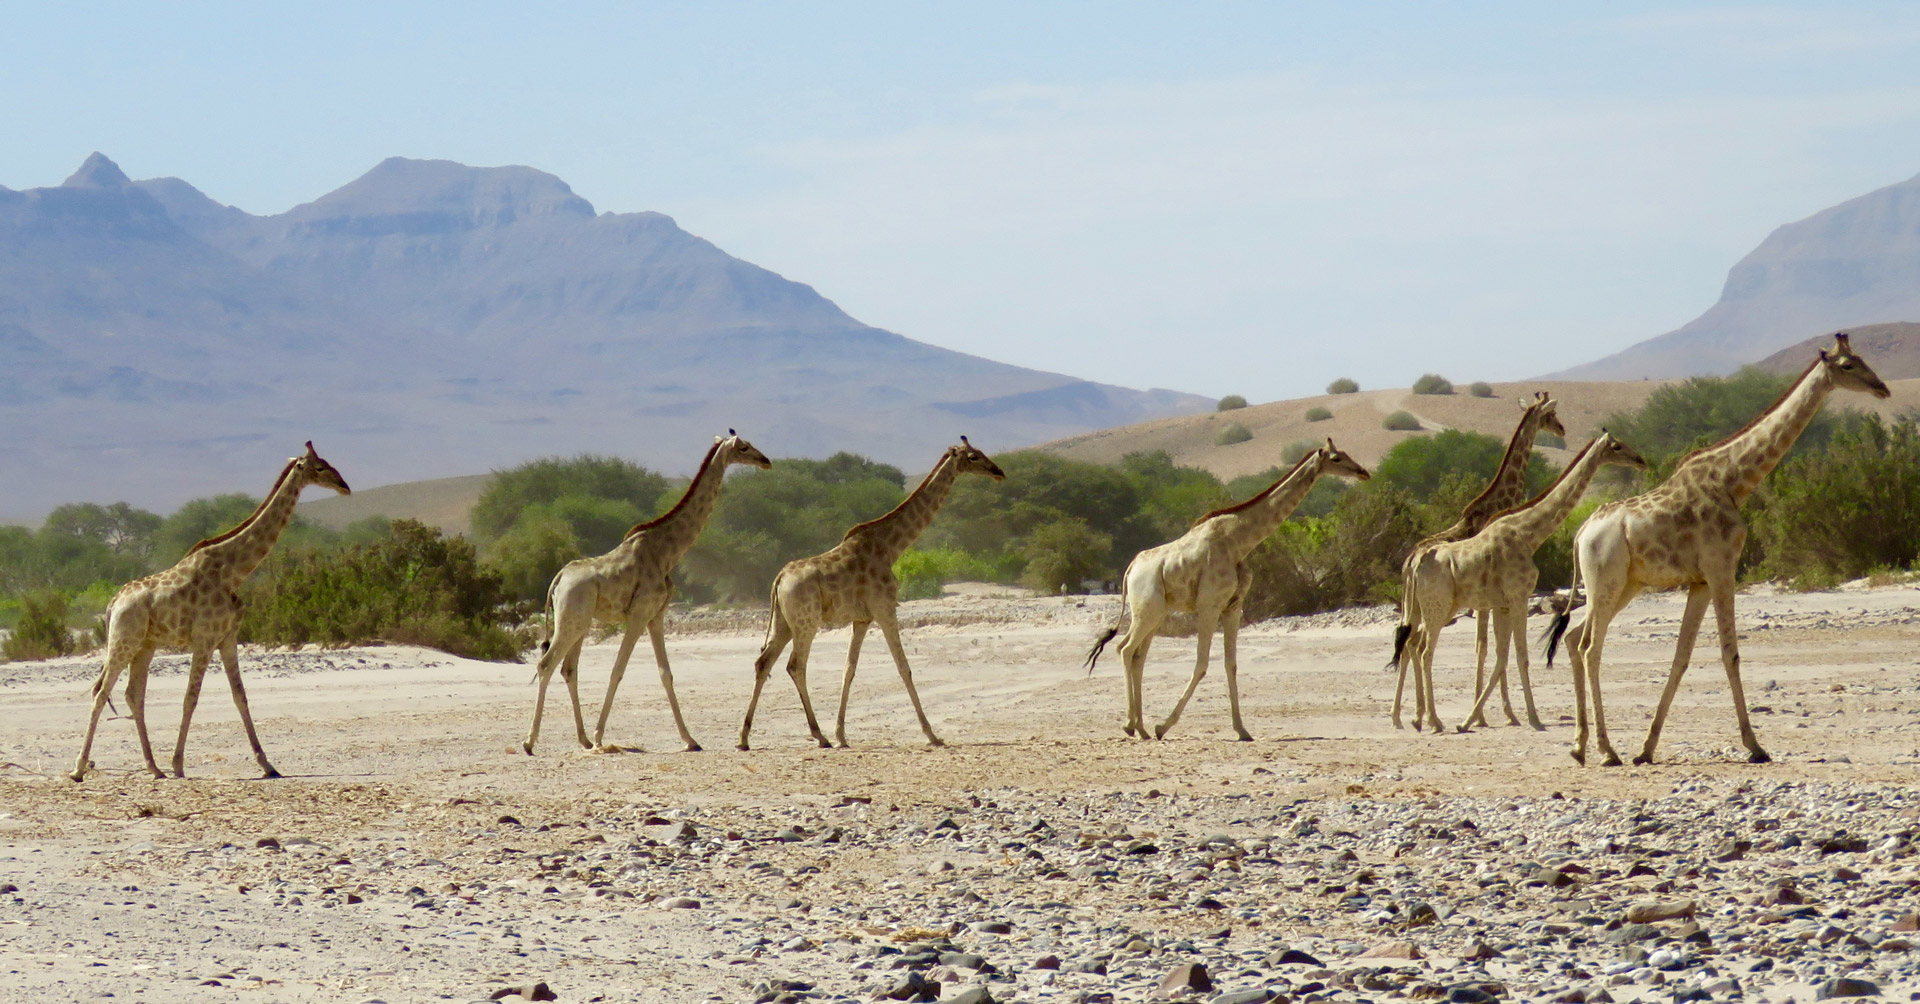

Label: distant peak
[288,157,596,225]
[63,152,132,189]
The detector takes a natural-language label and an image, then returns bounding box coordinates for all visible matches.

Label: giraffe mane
[842,448,954,541]
[1480,436,1601,524]
[186,457,300,555]
[1671,356,1821,470]
[1458,394,1549,516]
[623,439,727,539]
[1191,450,1319,527]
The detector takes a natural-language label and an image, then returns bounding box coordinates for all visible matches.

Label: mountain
[0,154,1208,521]
[1749,322,1920,379]
[1555,171,1920,380]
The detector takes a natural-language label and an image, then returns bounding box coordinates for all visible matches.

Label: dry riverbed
[1,583,1918,1003]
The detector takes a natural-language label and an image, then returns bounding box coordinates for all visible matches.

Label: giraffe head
[1821,333,1891,399]
[717,429,774,469]
[953,436,1007,481]
[294,441,351,496]
[1525,391,1567,439]
[1590,429,1649,473]
[1316,438,1371,482]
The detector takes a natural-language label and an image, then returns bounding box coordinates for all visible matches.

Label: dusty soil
[1,583,1918,1003]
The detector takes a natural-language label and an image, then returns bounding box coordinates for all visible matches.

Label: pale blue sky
[8,3,1920,399]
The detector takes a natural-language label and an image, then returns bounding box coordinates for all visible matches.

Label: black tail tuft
[1544,610,1572,667]
[1386,623,1412,670]
[1085,627,1120,674]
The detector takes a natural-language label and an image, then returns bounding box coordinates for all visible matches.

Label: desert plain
[1,583,1917,1004]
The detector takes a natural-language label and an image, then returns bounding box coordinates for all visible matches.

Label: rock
[661,897,701,909]
[1205,925,1232,940]
[1623,900,1696,924]
[1892,914,1919,933]
[1462,941,1502,962]
[254,837,281,850]
[1268,949,1323,967]
[1712,839,1750,862]
[1603,924,1661,946]
[886,972,939,1001]
[496,814,522,826]
[1359,941,1422,960]
[972,921,1013,934]
[1033,955,1060,970]
[1405,902,1440,927]
[1830,865,1862,881]
[1815,977,1880,999]
[1761,883,1806,906]
[1447,987,1498,1004]
[1157,963,1214,997]
[939,953,989,972]
[489,984,557,1002]
[942,988,994,1004]
[1818,834,1870,855]
[1211,991,1274,1004]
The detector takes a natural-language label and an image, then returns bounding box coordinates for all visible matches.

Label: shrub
[471,455,669,544]
[1017,518,1113,594]
[1469,382,1494,398]
[1217,395,1248,411]
[1536,432,1567,450]
[1411,374,1453,395]
[893,547,1010,601]
[2,591,78,661]
[1327,378,1360,394]
[1242,486,1427,618]
[1304,406,1332,422]
[1383,411,1422,431]
[1372,428,1555,501]
[1751,413,1920,587]
[1216,423,1254,446]
[1281,440,1319,465]
[1601,367,1830,468]
[243,520,528,660]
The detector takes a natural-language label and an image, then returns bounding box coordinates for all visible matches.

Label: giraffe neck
[1492,440,1611,547]
[1216,457,1325,558]
[638,448,732,563]
[198,466,310,584]
[1452,404,1545,536]
[851,451,960,565]
[1689,363,1833,503]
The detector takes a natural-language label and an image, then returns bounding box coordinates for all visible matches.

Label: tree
[1018,518,1113,594]
[43,502,162,560]
[471,455,669,544]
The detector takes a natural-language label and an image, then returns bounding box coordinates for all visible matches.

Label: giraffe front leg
[1390,628,1411,730]
[72,648,139,781]
[876,613,943,747]
[590,625,644,751]
[1121,637,1150,739]
[1709,586,1769,764]
[738,616,793,751]
[218,636,279,778]
[833,623,867,749]
[1156,612,1216,740]
[168,649,214,779]
[1222,602,1252,742]
[1634,584,1709,766]
[1509,606,1545,731]
[647,612,701,752]
[1568,621,1590,764]
[523,639,572,754]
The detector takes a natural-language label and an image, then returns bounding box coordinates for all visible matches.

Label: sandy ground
[1,583,1918,1002]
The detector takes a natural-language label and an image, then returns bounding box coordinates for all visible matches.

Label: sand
[0,582,1917,1002]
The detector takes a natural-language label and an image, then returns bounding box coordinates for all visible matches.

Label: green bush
[1411,374,1453,395]
[1242,485,1427,618]
[1018,518,1114,594]
[2,591,78,662]
[1281,440,1319,465]
[1304,406,1333,422]
[242,520,528,660]
[1536,432,1567,450]
[1383,411,1422,431]
[1224,466,1350,520]
[1469,382,1494,398]
[1217,395,1249,411]
[1750,413,1920,587]
[1216,423,1254,446]
[893,547,1011,600]
[470,455,669,544]
[1601,367,1831,469]
[1327,378,1359,394]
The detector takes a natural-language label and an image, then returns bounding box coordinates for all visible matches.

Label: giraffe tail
[1543,558,1585,667]
[530,568,564,683]
[1385,551,1420,670]
[1084,574,1132,674]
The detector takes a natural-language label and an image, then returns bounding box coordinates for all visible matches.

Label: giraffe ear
[714,435,725,445]
[1325,437,1334,451]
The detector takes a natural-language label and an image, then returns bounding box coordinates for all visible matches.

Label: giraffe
[1085,440,1371,740]
[523,432,772,755]
[1401,432,1647,735]
[69,442,351,781]
[1548,334,1889,766]
[737,438,1005,751]
[1389,391,1567,730]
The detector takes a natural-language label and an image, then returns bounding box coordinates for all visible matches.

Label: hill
[1750,322,1920,379]
[0,154,1209,522]
[1555,170,1920,380]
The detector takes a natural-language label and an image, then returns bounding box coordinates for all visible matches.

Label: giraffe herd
[63,335,1889,782]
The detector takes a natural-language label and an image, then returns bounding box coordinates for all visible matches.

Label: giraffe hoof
[1570,750,1586,766]
[815,738,832,749]
[736,743,751,752]
[522,742,535,755]
[1748,749,1772,764]
[1631,753,1653,766]
[1235,733,1253,743]
[1455,724,1473,734]
[684,742,703,753]
[260,766,281,780]
[1603,754,1624,767]
[67,770,86,783]
[928,738,947,749]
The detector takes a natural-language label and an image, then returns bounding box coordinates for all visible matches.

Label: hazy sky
[8,3,1920,401]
